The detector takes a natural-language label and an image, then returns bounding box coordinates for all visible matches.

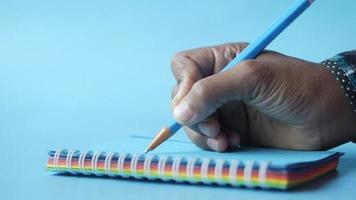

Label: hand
[170,43,356,152]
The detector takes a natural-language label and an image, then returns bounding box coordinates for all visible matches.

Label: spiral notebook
[46,135,343,190]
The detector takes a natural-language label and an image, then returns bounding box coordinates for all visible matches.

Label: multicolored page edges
[46,149,342,190]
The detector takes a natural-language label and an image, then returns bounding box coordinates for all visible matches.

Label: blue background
[0,0,355,199]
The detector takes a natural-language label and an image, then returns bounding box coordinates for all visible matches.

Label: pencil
[144,0,315,154]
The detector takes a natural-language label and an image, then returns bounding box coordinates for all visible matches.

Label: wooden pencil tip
[143,127,173,154]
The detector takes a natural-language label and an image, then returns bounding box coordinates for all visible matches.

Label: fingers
[171,43,249,82]
[170,42,271,152]
[184,126,229,152]
[218,100,249,146]
[171,78,196,108]
[170,53,201,108]
[225,130,241,148]
[184,114,241,152]
[173,60,271,125]
[171,43,248,109]
[206,133,229,152]
[185,123,241,152]
[198,116,220,138]
[184,127,210,150]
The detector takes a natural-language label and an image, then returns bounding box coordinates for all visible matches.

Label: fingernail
[198,122,219,138]
[207,138,219,151]
[198,122,211,136]
[173,100,193,122]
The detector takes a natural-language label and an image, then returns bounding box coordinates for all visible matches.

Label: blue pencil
[144,0,315,153]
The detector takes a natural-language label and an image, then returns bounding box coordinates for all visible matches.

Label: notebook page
[87,136,339,167]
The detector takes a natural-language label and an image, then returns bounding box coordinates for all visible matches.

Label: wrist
[319,59,356,146]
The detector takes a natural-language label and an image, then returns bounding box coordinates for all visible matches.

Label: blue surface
[0,0,355,199]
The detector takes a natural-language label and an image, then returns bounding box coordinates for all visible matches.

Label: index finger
[171,42,248,108]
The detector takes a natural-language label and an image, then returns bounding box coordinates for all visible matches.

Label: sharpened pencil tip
[143,148,150,154]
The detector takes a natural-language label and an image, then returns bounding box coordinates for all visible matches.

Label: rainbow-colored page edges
[46,137,343,190]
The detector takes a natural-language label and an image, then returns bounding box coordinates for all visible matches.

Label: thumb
[173,60,267,125]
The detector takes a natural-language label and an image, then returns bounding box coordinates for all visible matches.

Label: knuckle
[222,45,236,61]
[231,42,249,52]
[170,51,200,83]
[191,80,212,103]
[184,127,210,150]
[240,60,271,82]
[171,51,187,66]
